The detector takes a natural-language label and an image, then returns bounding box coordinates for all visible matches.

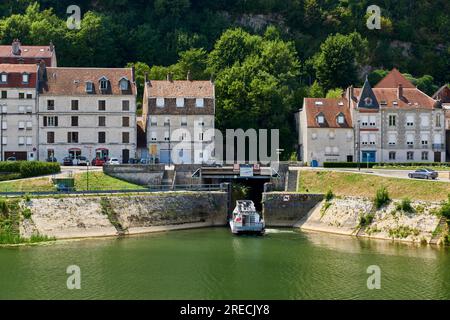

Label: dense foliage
[0,161,61,178]
[1,1,449,156]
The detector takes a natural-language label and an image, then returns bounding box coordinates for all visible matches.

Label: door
[4,151,27,160]
[434,152,441,163]
[347,155,353,162]
[122,149,130,164]
[362,151,376,163]
[160,150,171,164]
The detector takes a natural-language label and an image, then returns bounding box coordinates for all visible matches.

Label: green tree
[326,88,344,98]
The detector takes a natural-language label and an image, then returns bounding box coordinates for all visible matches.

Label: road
[292,166,450,183]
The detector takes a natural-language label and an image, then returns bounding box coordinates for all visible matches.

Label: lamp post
[357,120,361,171]
[168,119,171,167]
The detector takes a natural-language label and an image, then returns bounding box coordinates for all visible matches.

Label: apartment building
[142,74,215,164]
[0,64,40,160]
[299,97,354,166]
[38,66,137,163]
[433,85,450,161]
[0,39,57,67]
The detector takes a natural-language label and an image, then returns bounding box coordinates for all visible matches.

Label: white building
[142,74,215,164]
[38,67,137,163]
[0,64,40,160]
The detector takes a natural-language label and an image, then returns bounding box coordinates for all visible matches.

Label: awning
[96,148,109,151]
[69,148,81,151]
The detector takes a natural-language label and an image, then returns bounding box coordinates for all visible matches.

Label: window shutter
[43,117,47,127]
[55,117,58,127]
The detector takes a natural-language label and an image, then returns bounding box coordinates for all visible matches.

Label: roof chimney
[187,70,192,81]
[11,39,21,56]
[144,72,148,83]
[49,41,54,52]
[167,73,173,82]
[38,59,47,82]
[398,84,403,100]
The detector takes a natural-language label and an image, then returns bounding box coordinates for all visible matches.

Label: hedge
[323,162,450,168]
[0,161,61,178]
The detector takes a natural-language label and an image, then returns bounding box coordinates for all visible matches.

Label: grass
[298,170,450,202]
[0,172,145,193]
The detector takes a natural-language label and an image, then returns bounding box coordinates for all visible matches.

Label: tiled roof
[303,98,352,128]
[433,85,450,103]
[41,67,136,96]
[0,45,54,58]
[353,87,437,109]
[0,64,37,88]
[374,68,416,88]
[147,80,214,98]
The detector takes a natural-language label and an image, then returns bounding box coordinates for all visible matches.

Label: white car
[107,158,120,165]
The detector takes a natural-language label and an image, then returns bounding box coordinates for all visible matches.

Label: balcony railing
[432,143,444,151]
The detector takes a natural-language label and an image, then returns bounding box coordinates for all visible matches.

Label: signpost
[240,164,254,177]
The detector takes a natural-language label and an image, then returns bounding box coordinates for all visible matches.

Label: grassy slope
[298,170,450,202]
[0,172,144,192]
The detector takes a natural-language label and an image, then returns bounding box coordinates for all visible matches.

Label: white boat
[229,200,265,235]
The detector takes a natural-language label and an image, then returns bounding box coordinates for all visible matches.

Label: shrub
[22,208,32,219]
[359,213,374,227]
[0,161,22,173]
[440,195,450,219]
[325,189,334,201]
[374,187,390,209]
[0,198,9,215]
[19,161,60,178]
[396,198,414,213]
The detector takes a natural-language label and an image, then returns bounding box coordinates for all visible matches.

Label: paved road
[292,166,450,183]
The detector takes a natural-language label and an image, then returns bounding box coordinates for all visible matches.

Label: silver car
[408,168,438,180]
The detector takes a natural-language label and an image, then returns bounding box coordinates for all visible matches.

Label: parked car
[408,168,438,180]
[46,156,58,163]
[92,158,105,166]
[6,157,16,161]
[77,156,89,166]
[107,158,120,165]
[128,158,139,164]
[63,157,73,166]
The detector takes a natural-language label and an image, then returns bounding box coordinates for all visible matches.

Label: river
[0,228,448,299]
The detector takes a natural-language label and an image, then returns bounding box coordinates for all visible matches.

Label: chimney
[397,84,403,100]
[187,70,192,81]
[38,59,47,82]
[210,74,215,83]
[167,73,173,82]
[11,39,21,56]
[144,72,148,83]
[49,41,55,52]
[348,85,354,100]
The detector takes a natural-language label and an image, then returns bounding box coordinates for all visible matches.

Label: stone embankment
[19,192,228,240]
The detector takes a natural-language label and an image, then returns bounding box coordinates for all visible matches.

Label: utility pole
[357,120,361,171]
[168,119,171,166]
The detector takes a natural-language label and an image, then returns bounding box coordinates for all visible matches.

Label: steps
[161,169,175,190]
[285,170,299,192]
[430,216,448,245]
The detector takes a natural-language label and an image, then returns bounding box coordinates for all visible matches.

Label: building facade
[0,39,57,67]
[299,69,446,165]
[433,85,450,161]
[0,64,40,160]
[142,75,215,164]
[38,67,137,163]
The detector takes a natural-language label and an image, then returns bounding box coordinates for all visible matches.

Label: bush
[440,195,450,219]
[325,189,334,201]
[0,161,22,173]
[396,198,414,213]
[359,213,374,227]
[374,187,390,209]
[22,208,32,219]
[18,161,60,178]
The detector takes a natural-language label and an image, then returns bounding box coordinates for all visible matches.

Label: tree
[368,69,388,86]
[308,81,324,98]
[176,48,208,80]
[326,88,344,98]
[313,32,368,91]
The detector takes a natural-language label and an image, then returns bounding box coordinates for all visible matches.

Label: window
[2,106,7,113]
[2,136,7,145]
[406,134,414,146]
[99,78,108,90]
[26,93,32,99]
[421,134,429,146]
[388,134,396,145]
[369,134,376,145]
[164,117,170,126]
[1,91,6,99]
[164,131,170,141]
[71,116,78,127]
[18,121,25,130]
[18,137,25,145]
[71,100,79,111]
[26,137,32,145]
[406,115,414,126]
[22,73,29,84]
[361,133,369,145]
[176,98,184,108]
[47,100,55,110]
[436,113,442,127]
[122,117,130,127]
[98,132,106,143]
[181,117,187,126]
[119,79,129,91]
[196,98,204,108]
[156,98,164,108]
[26,106,32,113]
[122,100,130,111]
[317,115,325,124]
[85,81,93,93]
[199,133,204,141]
[98,116,106,127]
[43,116,58,127]
[0,73,7,83]
[67,132,78,143]
[422,152,428,161]
[19,93,24,99]
[150,117,157,126]
[18,106,25,113]
[407,151,414,160]
[369,116,376,126]
[337,115,345,125]
[98,100,106,111]
[151,132,157,141]
[122,132,130,143]
[2,121,7,130]
[389,152,396,160]
[420,115,430,127]
[389,115,396,126]
[26,121,32,130]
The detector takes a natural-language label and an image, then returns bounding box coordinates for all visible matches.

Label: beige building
[299,97,354,166]
[0,64,40,160]
[38,67,137,163]
[142,75,215,164]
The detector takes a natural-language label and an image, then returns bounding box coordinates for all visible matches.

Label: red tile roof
[0,45,54,59]
[147,80,214,98]
[303,98,352,128]
[353,88,437,109]
[41,67,136,96]
[374,68,416,88]
[0,64,38,88]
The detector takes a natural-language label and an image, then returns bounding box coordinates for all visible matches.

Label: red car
[92,158,106,166]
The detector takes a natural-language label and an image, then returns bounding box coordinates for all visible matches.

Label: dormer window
[0,73,7,84]
[176,98,185,108]
[196,98,204,108]
[22,73,29,84]
[119,77,129,91]
[317,114,325,125]
[337,114,345,125]
[156,98,165,108]
[85,81,94,93]
[99,77,109,91]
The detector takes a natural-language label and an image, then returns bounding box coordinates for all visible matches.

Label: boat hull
[229,221,265,235]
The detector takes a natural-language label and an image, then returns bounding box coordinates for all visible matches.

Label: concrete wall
[262,192,323,227]
[20,191,228,239]
[104,164,165,185]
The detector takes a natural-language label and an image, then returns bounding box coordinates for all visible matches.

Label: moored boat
[229,200,265,235]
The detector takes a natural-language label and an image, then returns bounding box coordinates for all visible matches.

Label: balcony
[432,143,444,151]
[407,144,414,149]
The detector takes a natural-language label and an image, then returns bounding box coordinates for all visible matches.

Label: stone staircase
[429,216,448,245]
[161,169,175,190]
[285,170,299,192]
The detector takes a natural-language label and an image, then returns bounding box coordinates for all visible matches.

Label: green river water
[0,228,449,300]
